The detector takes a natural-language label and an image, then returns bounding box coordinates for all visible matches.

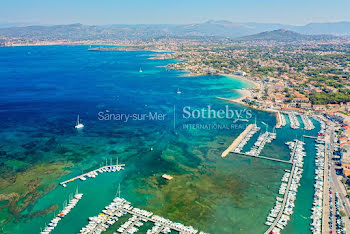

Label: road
[328,123,350,231]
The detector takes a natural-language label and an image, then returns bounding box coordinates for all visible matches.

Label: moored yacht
[75,115,84,129]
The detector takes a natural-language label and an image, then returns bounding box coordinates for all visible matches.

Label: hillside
[0,21,348,42]
[237,29,336,42]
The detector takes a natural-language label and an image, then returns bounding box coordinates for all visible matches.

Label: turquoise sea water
[0,45,318,234]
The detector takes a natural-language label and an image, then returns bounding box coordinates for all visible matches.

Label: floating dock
[60,163,125,187]
[303,135,317,139]
[301,115,315,130]
[80,197,206,234]
[280,113,286,127]
[288,112,300,129]
[245,131,276,156]
[162,174,173,180]
[264,140,305,234]
[41,191,83,234]
[124,209,192,233]
[121,216,141,234]
[265,163,296,234]
[234,152,292,164]
[225,128,288,163]
[221,124,255,158]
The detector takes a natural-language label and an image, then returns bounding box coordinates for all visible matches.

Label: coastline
[1,44,260,92]
[84,45,260,94]
[218,73,259,89]
[215,96,277,113]
[1,41,125,47]
[2,43,270,122]
[216,96,281,129]
[88,46,169,53]
[166,62,277,119]
[0,44,308,234]
[1,43,169,54]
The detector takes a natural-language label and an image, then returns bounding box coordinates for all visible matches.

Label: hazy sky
[1,0,350,25]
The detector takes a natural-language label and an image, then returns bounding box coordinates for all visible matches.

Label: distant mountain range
[175,20,350,37]
[1,20,350,42]
[287,22,350,35]
[237,29,337,42]
[0,22,40,28]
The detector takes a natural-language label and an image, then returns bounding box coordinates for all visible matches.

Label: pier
[301,115,315,130]
[233,152,292,164]
[288,112,300,129]
[41,191,83,234]
[264,140,302,234]
[80,197,204,234]
[275,111,282,128]
[265,163,296,234]
[226,127,286,163]
[221,124,255,157]
[60,162,125,187]
[123,209,188,233]
[246,130,276,156]
[121,216,141,234]
[280,112,286,127]
[302,135,317,139]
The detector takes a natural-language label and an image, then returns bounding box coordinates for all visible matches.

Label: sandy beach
[219,73,260,89]
[231,89,253,101]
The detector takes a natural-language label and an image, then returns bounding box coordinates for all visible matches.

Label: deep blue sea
[0,45,318,234]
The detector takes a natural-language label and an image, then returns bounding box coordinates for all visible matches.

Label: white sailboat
[139,67,143,73]
[75,115,84,129]
[177,88,181,94]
